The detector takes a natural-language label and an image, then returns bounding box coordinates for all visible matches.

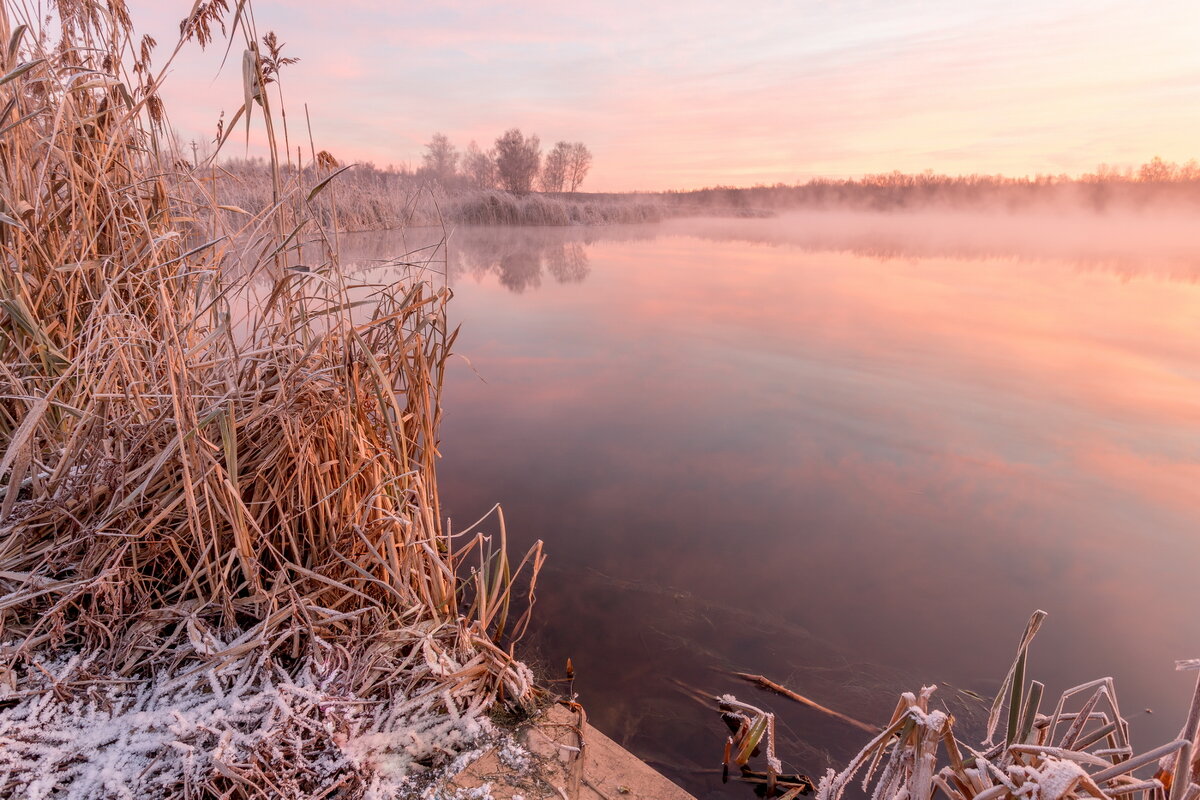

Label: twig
[731,672,878,734]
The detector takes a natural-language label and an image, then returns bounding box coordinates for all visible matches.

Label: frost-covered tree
[463,140,497,189]
[1137,155,1182,183]
[421,132,459,183]
[494,128,541,194]
[539,141,570,192]
[565,142,592,191]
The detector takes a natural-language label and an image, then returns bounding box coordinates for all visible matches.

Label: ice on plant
[0,648,498,799]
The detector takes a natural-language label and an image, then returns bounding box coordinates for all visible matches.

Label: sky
[130,0,1200,192]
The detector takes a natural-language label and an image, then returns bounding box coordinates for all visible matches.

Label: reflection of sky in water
[343,216,1200,796]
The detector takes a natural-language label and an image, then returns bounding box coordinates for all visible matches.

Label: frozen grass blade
[988,609,1047,747]
[725,613,1198,800]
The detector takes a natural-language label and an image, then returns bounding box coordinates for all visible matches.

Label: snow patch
[0,648,497,799]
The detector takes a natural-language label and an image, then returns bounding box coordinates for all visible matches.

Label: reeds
[0,1,541,795]
[209,168,670,229]
[723,612,1200,800]
[205,157,436,231]
[446,189,665,226]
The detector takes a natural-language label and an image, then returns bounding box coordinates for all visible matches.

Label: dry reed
[445,189,665,226]
[723,612,1200,800]
[0,1,541,795]
[207,167,670,229]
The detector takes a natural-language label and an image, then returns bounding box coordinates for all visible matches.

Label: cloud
[131,0,1200,189]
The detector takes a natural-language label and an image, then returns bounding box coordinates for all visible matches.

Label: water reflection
[340,215,1200,797]
[341,226,629,292]
[336,211,1200,295]
[667,211,1200,282]
[454,228,592,291]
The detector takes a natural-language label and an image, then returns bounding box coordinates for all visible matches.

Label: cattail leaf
[306,164,352,202]
[68,76,123,93]
[241,48,259,144]
[218,0,250,72]
[1015,680,1043,745]
[0,58,43,87]
[7,24,27,64]
[1090,739,1189,783]
[1170,742,1194,800]
[1006,648,1027,747]
[0,396,49,487]
[737,715,768,765]
[986,610,1047,745]
[0,103,38,137]
[116,80,136,109]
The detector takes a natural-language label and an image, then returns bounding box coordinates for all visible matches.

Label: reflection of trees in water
[319,218,1200,290]
[341,224,676,292]
[449,228,602,292]
[670,217,1200,284]
[545,242,589,283]
[490,241,592,290]
[497,249,542,292]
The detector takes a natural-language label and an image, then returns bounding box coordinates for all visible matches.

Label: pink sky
[132,0,1200,192]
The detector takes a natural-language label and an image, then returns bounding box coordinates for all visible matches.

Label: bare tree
[463,140,497,189]
[422,132,459,184]
[494,128,541,194]
[539,141,570,192]
[1137,156,1178,182]
[565,142,592,191]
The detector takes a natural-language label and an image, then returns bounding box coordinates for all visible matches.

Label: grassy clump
[447,189,665,226]
[207,164,670,230]
[723,612,1200,800]
[0,1,540,795]
[208,156,431,231]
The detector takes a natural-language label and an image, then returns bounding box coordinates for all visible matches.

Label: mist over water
[683,208,1200,278]
[345,205,1200,285]
[345,211,1200,797]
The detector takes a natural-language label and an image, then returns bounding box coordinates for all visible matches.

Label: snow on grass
[0,647,506,799]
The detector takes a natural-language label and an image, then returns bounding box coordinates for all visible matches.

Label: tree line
[421,130,592,194]
[645,156,1200,213]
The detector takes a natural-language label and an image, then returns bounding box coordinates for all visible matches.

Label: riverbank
[0,3,545,796]
[205,161,767,229]
[445,703,697,799]
[206,156,1200,234]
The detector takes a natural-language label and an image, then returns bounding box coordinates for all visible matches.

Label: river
[345,211,1200,798]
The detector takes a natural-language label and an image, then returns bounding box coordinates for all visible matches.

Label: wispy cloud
[133,0,1200,189]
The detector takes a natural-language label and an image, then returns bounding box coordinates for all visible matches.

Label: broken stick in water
[730,671,879,734]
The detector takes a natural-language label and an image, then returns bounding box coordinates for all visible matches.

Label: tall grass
[0,1,540,795]
[208,157,436,230]
[447,189,665,226]
[208,164,670,229]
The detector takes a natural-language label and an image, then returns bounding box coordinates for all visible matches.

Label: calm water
[346,213,1200,798]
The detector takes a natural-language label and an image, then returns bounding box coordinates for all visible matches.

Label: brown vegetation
[0,0,540,795]
[721,612,1200,800]
[205,160,656,228]
[448,189,663,226]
